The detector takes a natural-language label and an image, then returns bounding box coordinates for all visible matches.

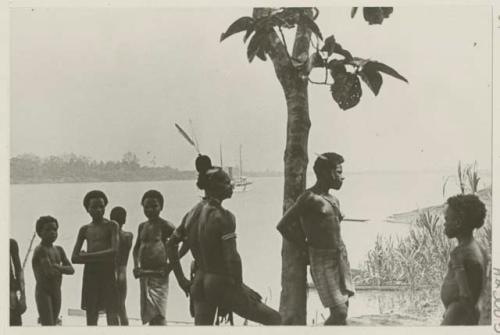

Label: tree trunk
[253,7,313,324]
[279,77,310,325]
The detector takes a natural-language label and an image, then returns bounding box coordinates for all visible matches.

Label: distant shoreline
[10,173,283,185]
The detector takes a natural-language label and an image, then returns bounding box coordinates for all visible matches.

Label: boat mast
[239,145,243,178]
[219,143,223,168]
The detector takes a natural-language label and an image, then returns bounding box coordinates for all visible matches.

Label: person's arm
[166,240,190,275]
[132,223,143,278]
[220,212,242,286]
[55,246,75,275]
[451,250,480,306]
[276,195,307,249]
[11,240,26,313]
[178,241,190,259]
[72,226,87,264]
[124,232,133,261]
[79,220,119,260]
[166,220,190,296]
[462,258,484,304]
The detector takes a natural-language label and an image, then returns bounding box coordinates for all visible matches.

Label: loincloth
[309,246,355,308]
[81,262,119,313]
[140,275,169,324]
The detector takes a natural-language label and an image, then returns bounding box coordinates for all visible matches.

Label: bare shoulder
[217,209,236,233]
[104,218,118,227]
[32,245,45,259]
[461,241,486,264]
[222,208,236,222]
[302,189,319,203]
[302,189,324,207]
[55,245,68,256]
[78,224,91,235]
[161,218,176,230]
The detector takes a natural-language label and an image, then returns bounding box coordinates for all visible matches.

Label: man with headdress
[277,152,354,325]
[166,155,281,326]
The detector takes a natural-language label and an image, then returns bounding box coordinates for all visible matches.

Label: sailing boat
[220,144,252,192]
[232,145,252,192]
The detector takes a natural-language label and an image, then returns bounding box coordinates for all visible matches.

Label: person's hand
[179,277,191,297]
[299,244,309,264]
[18,292,27,314]
[133,268,142,279]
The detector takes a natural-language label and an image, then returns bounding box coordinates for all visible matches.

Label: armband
[221,232,237,241]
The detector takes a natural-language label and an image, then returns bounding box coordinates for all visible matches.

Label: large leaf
[321,35,336,56]
[321,36,353,61]
[362,7,393,25]
[328,59,347,76]
[243,27,254,43]
[247,31,268,63]
[299,13,323,40]
[365,61,408,83]
[330,72,362,110]
[382,7,394,18]
[220,16,255,42]
[351,7,358,18]
[333,43,353,61]
[256,47,267,61]
[359,67,383,95]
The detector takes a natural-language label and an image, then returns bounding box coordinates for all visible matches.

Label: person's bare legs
[86,307,99,326]
[117,271,129,325]
[149,315,166,325]
[105,311,119,326]
[325,302,348,325]
[194,301,217,325]
[35,289,55,325]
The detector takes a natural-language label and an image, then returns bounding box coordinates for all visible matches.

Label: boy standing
[32,216,75,325]
[110,206,133,326]
[441,194,488,325]
[72,190,120,326]
[133,190,175,325]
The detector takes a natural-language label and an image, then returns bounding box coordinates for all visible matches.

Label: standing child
[133,190,175,325]
[10,238,27,326]
[441,194,488,325]
[110,206,133,326]
[72,190,120,326]
[32,216,75,325]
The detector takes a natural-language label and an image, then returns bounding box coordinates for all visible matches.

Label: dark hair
[35,216,58,237]
[141,190,164,208]
[83,190,108,209]
[313,152,344,177]
[110,206,127,225]
[195,155,213,190]
[447,194,486,230]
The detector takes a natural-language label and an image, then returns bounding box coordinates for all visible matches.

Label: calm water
[10,172,491,325]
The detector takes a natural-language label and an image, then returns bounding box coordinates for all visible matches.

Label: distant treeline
[10,153,195,184]
[10,153,282,184]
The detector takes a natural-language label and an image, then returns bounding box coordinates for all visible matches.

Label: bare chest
[85,224,112,249]
[140,222,167,243]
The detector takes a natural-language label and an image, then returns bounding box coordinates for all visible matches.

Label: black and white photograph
[5,1,498,329]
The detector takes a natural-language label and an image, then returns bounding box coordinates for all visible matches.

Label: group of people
[9,152,488,326]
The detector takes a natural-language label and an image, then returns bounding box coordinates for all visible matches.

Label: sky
[10,5,492,173]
